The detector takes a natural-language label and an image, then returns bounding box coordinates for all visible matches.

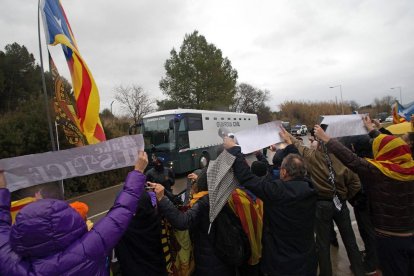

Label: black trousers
[354,205,378,272]
[376,233,414,276]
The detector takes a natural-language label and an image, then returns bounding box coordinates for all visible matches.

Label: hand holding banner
[0,135,144,192]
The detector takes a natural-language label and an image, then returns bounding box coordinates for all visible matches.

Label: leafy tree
[114,85,155,124]
[156,99,180,111]
[0,43,42,113]
[159,30,238,110]
[0,95,52,158]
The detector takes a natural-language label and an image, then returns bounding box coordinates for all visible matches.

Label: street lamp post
[110,100,115,114]
[390,87,402,105]
[330,85,344,114]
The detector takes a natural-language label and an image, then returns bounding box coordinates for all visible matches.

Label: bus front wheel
[199,153,210,169]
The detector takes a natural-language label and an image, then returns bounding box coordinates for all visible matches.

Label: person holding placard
[314,116,414,276]
[0,151,149,276]
[279,128,365,276]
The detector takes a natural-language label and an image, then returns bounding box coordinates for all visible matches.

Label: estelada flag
[40,0,106,144]
[391,100,407,124]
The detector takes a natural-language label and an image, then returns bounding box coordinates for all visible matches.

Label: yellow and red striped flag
[228,188,264,265]
[41,0,106,144]
[11,197,36,224]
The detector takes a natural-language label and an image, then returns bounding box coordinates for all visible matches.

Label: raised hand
[314,125,331,143]
[134,151,148,173]
[279,127,292,145]
[363,115,374,132]
[147,182,165,201]
[187,173,199,182]
[0,170,6,189]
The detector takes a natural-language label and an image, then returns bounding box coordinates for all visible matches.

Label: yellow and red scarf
[189,191,209,207]
[366,134,414,181]
[188,189,264,265]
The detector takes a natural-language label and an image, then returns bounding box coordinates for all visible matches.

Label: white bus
[138,109,258,173]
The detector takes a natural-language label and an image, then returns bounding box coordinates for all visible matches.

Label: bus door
[176,117,194,172]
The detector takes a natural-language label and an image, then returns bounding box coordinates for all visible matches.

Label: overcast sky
[1,0,414,114]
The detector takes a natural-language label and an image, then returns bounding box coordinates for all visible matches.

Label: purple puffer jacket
[0,170,146,276]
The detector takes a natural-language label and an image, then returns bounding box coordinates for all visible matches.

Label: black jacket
[228,146,317,276]
[115,192,167,276]
[158,195,235,276]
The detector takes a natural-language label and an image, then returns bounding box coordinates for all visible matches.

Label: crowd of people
[0,115,413,276]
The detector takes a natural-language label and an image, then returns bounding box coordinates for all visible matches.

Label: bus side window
[188,116,203,131]
[179,119,187,131]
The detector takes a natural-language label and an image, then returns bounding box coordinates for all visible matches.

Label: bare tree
[231,83,270,113]
[373,95,396,114]
[114,85,155,124]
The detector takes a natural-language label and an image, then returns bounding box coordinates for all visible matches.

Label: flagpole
[38,0,65,199]
[38,0,57,152]
[55,121,65,196]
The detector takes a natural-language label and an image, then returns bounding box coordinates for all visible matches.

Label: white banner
[321,114,368,138]
[0,135,144,192]
[234,121,282,154]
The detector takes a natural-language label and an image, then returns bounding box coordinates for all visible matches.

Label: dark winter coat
[228,146,318,276]
[158,195,235,276]
[0,170,146,276]
[115,191,167,276]
[146,167,175,192]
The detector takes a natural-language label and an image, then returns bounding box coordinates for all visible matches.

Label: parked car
[281,121,291,132]
[385,116,393,122]
[376,112,389,122]
[290,124,308,136]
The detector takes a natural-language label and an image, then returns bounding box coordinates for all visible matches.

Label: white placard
[234,121,282,154]
[0,135,144,192]
[320,114,368,138]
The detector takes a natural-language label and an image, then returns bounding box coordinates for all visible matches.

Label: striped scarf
[189,191,209,207]
[366,134,414,181]
[228,188,264,265]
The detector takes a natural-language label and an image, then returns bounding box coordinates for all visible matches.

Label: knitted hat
[69,201,89,221]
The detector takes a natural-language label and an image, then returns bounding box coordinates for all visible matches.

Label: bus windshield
[143,115,176,151]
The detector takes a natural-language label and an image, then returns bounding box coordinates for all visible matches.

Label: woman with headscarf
[314,116,414,276]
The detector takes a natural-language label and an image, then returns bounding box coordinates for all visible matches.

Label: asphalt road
[68,135,363,275]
